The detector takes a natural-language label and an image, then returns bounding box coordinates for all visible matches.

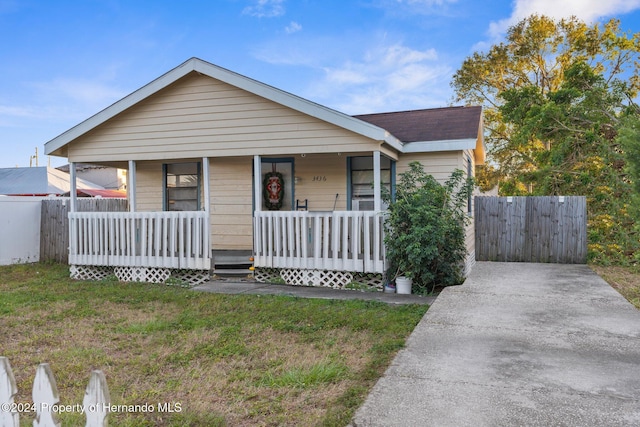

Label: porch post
[202,157,210,213]
[373,151,381,211]
[69,162,77,213]
[253,155,261,212]
[128,160,136,212]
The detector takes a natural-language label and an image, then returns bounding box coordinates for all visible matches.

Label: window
[164,162,201,211]
[349,156,393,210]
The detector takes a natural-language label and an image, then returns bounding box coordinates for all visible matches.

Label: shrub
[383,162,474,293]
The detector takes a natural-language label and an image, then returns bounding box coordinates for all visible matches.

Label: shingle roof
[354,105,482,143]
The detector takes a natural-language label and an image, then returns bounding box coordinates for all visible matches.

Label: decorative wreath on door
[263,164,285,210]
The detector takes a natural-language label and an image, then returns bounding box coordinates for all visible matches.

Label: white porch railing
[69,211,210,270]
[253,211,386,274]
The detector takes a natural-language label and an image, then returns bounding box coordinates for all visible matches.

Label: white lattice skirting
[254,267,384,290]
[70,265,210,287]
[70,265,113,281]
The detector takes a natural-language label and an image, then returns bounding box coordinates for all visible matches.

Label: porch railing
[253,211,386,274]
[68,211,210,270]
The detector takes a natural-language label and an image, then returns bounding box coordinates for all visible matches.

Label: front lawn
[0,263,428,426]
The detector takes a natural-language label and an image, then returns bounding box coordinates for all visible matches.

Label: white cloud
[242,0,286,18]
[32,78,127,107]
[285,21,302,34]
[375,44,437,66]
[0,105,34,118]
[309,43,452,113]
[489,0,640,39]
[0,77,128,128]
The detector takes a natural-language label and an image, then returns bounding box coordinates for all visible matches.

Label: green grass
[0,263,428,426]
[591,264,640,309]
[258,360,349,389]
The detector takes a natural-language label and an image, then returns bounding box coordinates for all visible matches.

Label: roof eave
[382,132,403,152]
[401,138,478,154]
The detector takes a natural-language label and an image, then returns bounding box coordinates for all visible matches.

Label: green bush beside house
[383,162,474,294]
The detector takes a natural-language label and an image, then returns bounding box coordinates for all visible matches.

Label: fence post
[0,357,19,427]
[83,370,110,426]
[1,358,110,427]
[33,363,61,427]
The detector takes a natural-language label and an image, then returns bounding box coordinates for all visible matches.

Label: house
[0,166,105,196]
[57,163,127,190]
[44,57,484,287]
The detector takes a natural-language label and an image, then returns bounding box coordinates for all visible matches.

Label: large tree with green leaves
[618,113,640,263]
[499,61,639,262]
[453,15,640,192]
[452,15,640,264]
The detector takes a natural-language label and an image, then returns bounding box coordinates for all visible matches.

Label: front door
[259,158,294,211]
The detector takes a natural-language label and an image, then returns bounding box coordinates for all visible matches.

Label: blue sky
[1,0,640,168]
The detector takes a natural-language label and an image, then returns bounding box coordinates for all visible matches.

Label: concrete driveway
[352,262,640,426]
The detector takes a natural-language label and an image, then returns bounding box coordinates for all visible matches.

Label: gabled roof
[45,57,402,156]
[0,167,104,196]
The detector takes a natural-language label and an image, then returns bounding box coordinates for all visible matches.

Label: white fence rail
[69,211,210,270]
[0,356,109,427]
[253,211,386,273]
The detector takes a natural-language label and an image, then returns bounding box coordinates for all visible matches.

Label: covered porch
[250,152,389,286]
[66,151,391,287]
[66,159,214,285]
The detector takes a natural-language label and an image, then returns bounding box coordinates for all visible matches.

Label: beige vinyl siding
[67,73,384,163]
[210,157,253,250]
[397,151,463,183]
[292,153,348,211]
[135,161,164,212]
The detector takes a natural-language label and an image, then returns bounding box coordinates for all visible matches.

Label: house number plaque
[312,176,327,182]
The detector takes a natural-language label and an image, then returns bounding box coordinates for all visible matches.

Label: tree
[452,15,640,191]
[618,114,640,263]
[452,15,640,264]
[498,61,639,262]
[383,163,474,293]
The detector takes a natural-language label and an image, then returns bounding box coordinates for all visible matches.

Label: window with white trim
[164,162,201,211]
[350,156,392,211]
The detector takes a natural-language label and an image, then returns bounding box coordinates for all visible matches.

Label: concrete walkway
[352,262,640,427]
[193,279,435,305]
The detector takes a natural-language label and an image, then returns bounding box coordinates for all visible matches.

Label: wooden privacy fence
[475,196,587,264]
[0,356,109,427]
[40,198,128,263]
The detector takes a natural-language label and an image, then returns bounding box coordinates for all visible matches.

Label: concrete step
[212,250,253,266]
[214,268,253,276]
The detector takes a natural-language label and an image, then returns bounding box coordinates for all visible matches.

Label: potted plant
[383,162,474,294]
